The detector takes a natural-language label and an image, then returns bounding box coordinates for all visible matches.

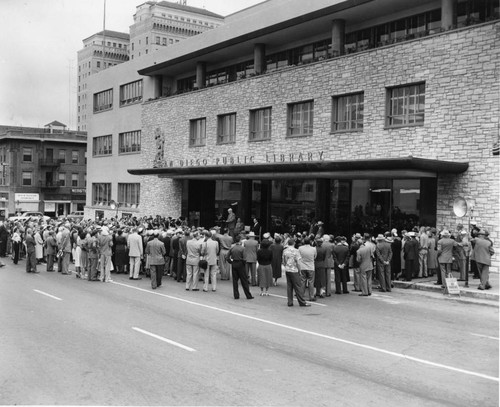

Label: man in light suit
[243,232,259,286]
[471,230,494,290]
[437,230,457,288]
[356,237,374,296]
[322,234,335,296]
[127,227,143,280]
[203,230,220,292]
[146,230,166,289]
[375,234,393,292]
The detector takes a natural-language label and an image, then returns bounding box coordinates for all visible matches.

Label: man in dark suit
[159,230,171,276]
[375,234,393,292]
[332,236,350,294]
[146,230,166,289]
[437,230,457,287]
[403,232,419,281]
[251,217,262,241]
[471,230,494,290]
[0,221,8,257]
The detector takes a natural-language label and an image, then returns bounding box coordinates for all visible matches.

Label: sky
[0,0,265,129]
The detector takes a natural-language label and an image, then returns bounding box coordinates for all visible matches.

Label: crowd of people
[0,214,494,306]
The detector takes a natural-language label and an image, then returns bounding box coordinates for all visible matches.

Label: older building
[0,121,87,218]
[86,0,499,270]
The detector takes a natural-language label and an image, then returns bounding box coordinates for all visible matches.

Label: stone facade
[139,22,499,271]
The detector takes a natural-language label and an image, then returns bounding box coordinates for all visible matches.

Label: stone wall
[140,22,499,270]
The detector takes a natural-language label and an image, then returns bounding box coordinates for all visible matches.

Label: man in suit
[375,234,393,292]
[437,230,457,288]
[127,227,143,280]
[322,234,335,296]
[0,221,9,257]
[146,230,166,289]
[251,217,262,241]
[203,230,220,292]
[332,236,350,294]
[403,232,419,281]
[218,228,233,280]
[471,230,494,290]
[356,237,374,296]
[226,208,236,237]
[44,230,58,272]
[178,230,190,283]
[159,230,171,276]
[243,232,259,286]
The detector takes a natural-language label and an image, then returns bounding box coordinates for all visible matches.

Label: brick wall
[140,22,500,270]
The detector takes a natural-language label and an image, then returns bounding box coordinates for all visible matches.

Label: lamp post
[109,200,120,219]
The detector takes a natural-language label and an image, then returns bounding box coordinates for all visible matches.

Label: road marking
[33,289,62,301]
[471,333,500,341]
[268,293,327,307]
[132,327,196,352]
[113,281,499,383]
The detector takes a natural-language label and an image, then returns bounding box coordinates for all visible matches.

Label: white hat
[263,232,270,239]
[441,230,451,237]
[248,231,256,237]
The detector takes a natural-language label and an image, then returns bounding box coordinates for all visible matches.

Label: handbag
[198,259,208,269]
[56,250,63,259]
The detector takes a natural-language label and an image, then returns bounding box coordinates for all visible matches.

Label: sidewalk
[348,269,499,305]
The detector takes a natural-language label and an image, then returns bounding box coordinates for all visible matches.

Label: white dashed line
[471,333,500,341]
[132,327,196,352]
[33,289,62,301]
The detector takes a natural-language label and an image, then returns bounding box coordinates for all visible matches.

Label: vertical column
[331,19,346,57]
[254,43,266,75]
[441,0,457,30]
[196,61,206,89]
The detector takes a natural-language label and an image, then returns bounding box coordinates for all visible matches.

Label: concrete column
[254,43,266,75]
[441,0,457,30]
[196,61,206,89]
[331,19,346,57]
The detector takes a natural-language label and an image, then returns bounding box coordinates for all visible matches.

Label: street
[0,262,498,406]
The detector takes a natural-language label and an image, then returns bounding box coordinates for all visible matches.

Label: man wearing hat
[403,232,419,281]
[471,230,494,290]
[146,230,166,289]
[454,229,469,281]
[437,230,457,288]
[127,227,143,280]
[375,234,393,292]
[243,231,259,286]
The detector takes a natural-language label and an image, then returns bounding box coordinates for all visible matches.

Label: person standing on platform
[146,230,166,290]
[471,230,494,290]
[282,238,309,307]
[298,236,317,301]
[227,234,254,300]
[375,234,393,292]
[218,228,233,280]
[251,217,262,242]
[225,208,236,237]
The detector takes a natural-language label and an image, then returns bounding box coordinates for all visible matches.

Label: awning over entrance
[128,157,469,180]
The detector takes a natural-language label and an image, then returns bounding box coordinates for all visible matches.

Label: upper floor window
[22,171,32,186]
[72,150,79,164]
[59,150,66,163]
[119,130,141,154]
[71,173,78,187]
[118,183,140,207]
[189,118,206,147]
[93,135,112,156]
[22,147,33,162]
[217,113,236,144]
[249,108,272,141]
[332,92,364,132]
[120,80,142,106]
[93,88,113,113]
[386,83,425,127]
[58,173,66,187]
[288,101,314,137]
[92,183,111,206]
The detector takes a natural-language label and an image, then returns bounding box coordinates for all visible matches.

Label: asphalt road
[0,262,498,406]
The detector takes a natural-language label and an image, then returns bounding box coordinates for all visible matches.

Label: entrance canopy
[128,157,468,180]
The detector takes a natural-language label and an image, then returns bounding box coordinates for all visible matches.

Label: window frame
[118,183,140,207]
[249,107,272,141]
[71,173,78,187]
[118,130,141,154]
[189,118,207,147]
[119,80,143,107]
[93,88,113,113]
[92,135,113,157]
[331,92,364,133]
[22,171,32,186]
[22,147,33,162]
[217,113,237,144]
[92,183,112,206]
[71,150,79,164]
[287,100,314,138]
[58,172,66,187]
[386,82,425,128]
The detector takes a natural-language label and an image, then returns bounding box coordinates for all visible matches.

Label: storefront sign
[154,151,325,169]
[71,188,86,195]
[14,193,39,201]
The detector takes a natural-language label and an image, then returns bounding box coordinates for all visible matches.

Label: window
[332,92,364,132]
[71,173,78,187]
[217,113,236,144]
[387,83,425,127]
[93,88,113,112]
[119,130,141,154]
[118,183,140,207]
[97,61,101,68]
[58,173,66,187]
[72,150,79,164]
[59,150,66,163]
[189,118,206,146]
[249,108,272,141]
[288,101,314,137]
[120,80,143,106]
[92,183,111,206]
[22,171,32,186]
[156,36,160,44]
[93,135,112,156]
[22,147,33,162]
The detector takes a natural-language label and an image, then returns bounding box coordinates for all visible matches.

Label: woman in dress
[114,229,129,274]
[270,235,284,286]
[257,238,273,296]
